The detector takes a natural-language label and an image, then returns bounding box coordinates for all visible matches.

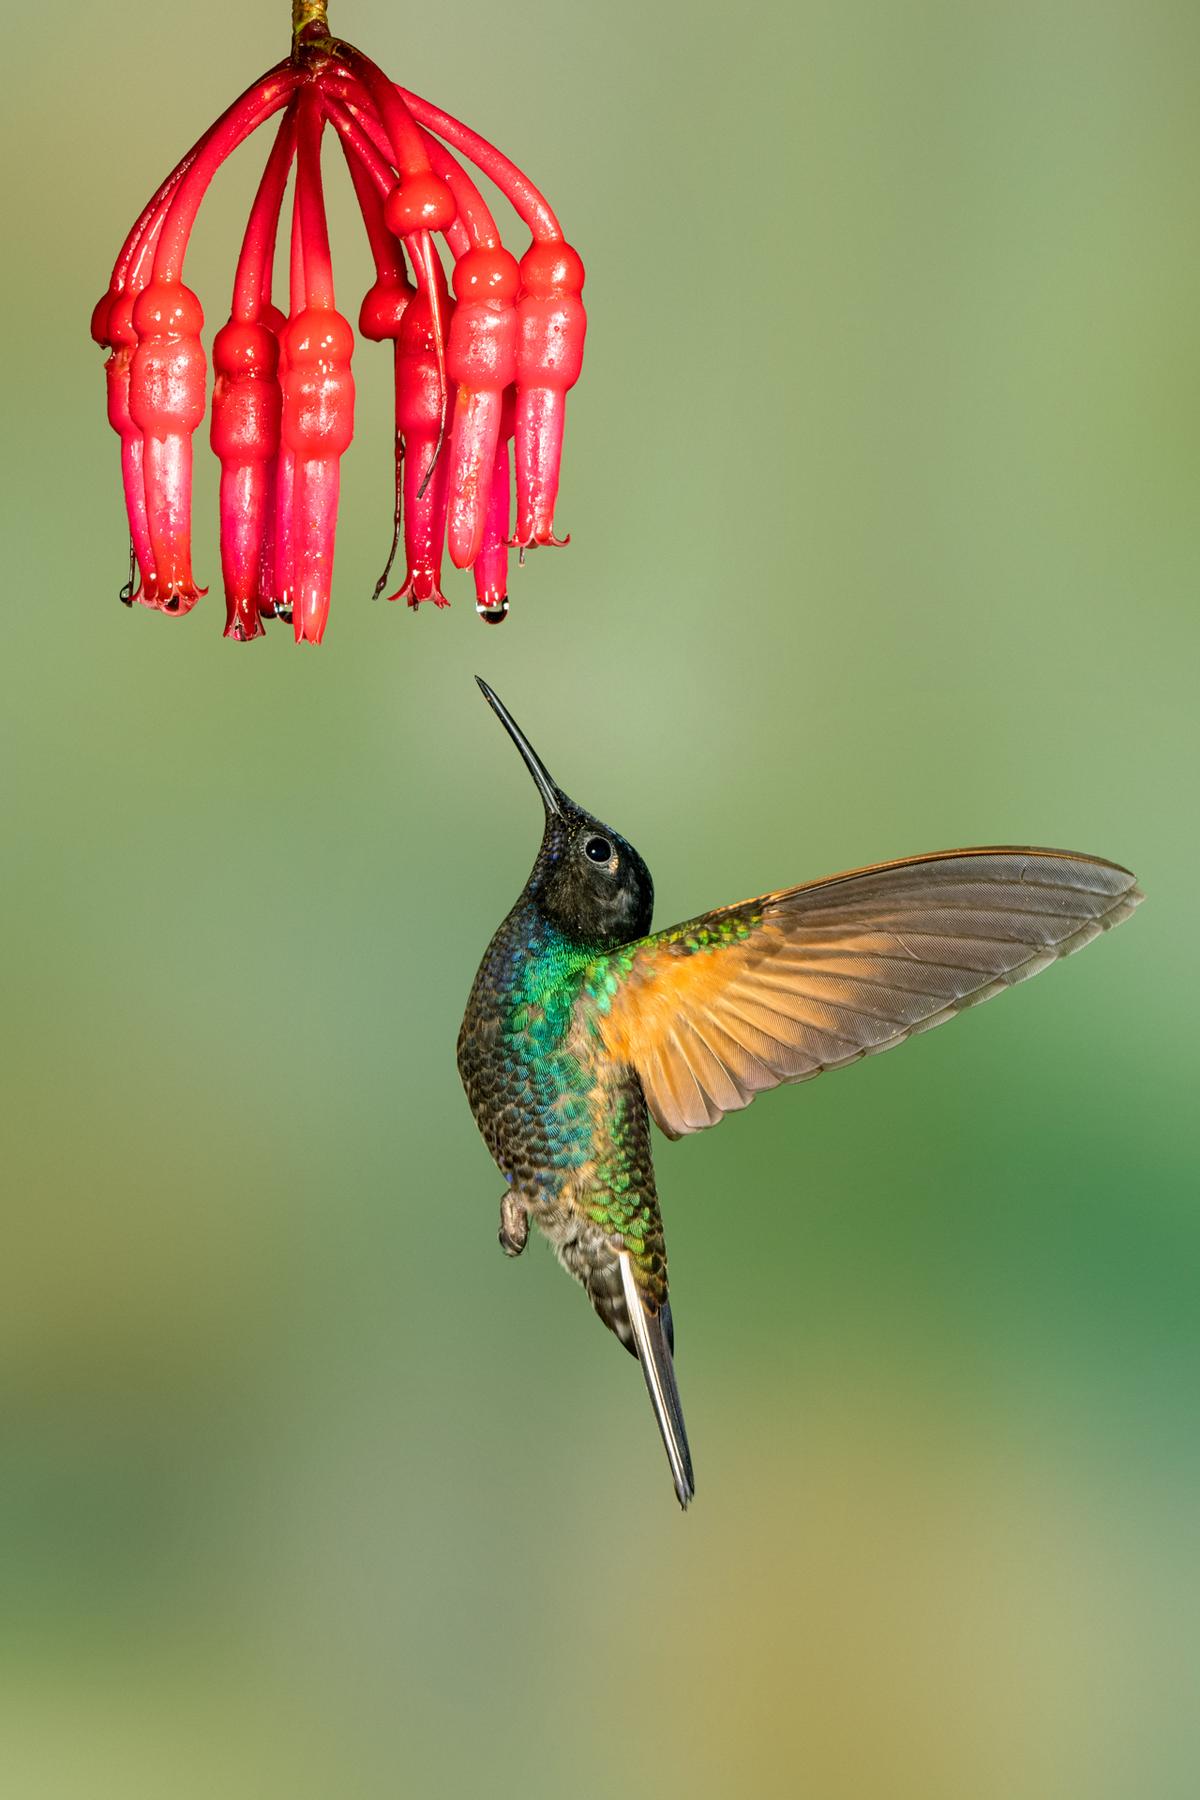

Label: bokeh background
[4,0,1198,1794]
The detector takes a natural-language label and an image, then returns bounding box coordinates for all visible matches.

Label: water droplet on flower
[476,595,509,624]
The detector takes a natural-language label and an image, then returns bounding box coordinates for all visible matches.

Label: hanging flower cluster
[91,0,585,640]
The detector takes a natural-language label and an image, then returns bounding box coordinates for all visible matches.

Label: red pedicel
[92,0,585,636]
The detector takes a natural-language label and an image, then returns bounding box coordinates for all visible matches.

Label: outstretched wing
[583,848,1142,1140]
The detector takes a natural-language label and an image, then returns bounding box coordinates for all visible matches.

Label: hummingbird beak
[475,678,564,819]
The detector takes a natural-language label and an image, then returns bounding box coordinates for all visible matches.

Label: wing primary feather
[753,975,913,1032]
[676,1019,744,1117]
[619,1253,695,1511]
[667,1029,722,1128]
[700,1014,781,1095]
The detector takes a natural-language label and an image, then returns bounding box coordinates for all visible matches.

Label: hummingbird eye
[584,836,613,864]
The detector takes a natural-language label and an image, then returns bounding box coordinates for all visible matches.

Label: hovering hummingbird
[457,679,1143,1509]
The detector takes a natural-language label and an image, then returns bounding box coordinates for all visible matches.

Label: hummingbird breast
[457,900,669,1339]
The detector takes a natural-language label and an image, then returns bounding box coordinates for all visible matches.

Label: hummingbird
[457,679,1143,1509]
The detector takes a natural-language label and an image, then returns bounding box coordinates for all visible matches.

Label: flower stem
[232,100,298,321]
[295,89,335,311]
[398,88,562,241]
[154,66,299,282]
[323,96,407,278]
[292,0,329,45]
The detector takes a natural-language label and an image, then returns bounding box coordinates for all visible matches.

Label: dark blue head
[477,678,654,949]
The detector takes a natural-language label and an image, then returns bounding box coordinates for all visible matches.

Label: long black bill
[475,678,564,818]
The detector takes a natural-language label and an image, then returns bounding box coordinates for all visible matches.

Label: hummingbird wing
[583,848,1142,1140]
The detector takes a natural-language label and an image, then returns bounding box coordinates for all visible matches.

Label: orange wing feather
[590,847,1142,1140]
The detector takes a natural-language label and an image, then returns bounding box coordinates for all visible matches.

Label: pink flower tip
[389,569,451,610]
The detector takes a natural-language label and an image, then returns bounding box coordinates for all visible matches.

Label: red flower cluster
[91,1,585,640]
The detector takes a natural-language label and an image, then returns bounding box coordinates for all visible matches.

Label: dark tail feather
[619,1253,695,1510]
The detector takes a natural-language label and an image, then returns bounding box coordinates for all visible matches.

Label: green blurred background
[3,0,1197,1793]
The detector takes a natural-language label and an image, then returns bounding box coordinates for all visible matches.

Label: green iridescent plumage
[458,902,669,1299]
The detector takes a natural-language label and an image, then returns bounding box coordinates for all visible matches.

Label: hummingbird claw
[498,1192,529,1257]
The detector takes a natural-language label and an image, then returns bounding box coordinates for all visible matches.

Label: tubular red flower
[94,4,586,635]
[211,103,297,640]
[446,245,520,570]
[128,278,208,611]
[402,132,522,574]
[128,68,299,614]
[254,300,289,625]
[512,241,587,549]
[100,295,158,607]
[282,91,355,646]
[93,161,195,604]
[388,254,454,609]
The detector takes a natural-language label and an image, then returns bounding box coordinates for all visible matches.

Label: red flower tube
[389,258,454,608]
[473,391,515,623]
[423,139,520,573]
[253,299,290,626]
[511,242,587,549]
[132,67,299,612]
[128,278,209,611]
[97,292,158,609]
[93,158,196,605]
[281,90,355,645]
[270,206,300,626]
[210,103,297,640]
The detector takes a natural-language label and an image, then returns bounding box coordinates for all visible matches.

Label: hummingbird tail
[619,1252,695,1511]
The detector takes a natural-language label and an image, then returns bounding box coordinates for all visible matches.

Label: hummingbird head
[476,677,654,948]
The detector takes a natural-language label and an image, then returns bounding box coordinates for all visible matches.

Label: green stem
[292,0,329,48]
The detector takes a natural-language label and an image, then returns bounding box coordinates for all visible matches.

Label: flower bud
[359,274,416,343]
[383,171,456,237]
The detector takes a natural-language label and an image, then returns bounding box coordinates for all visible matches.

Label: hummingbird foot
[498,1192,529,1257]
